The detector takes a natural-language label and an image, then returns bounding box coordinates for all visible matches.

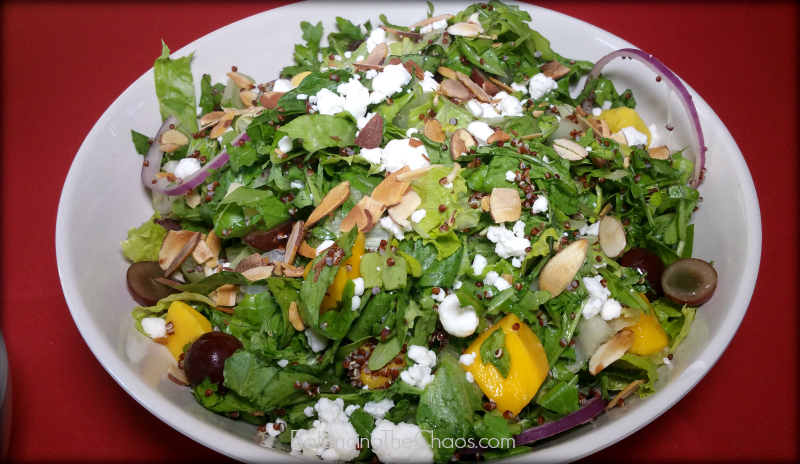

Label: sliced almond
[288,301,307,331]
[424,118,446,143]
[589,329,635,375]
[409,13,454,28]
[282,264,305,278]
[481,195,491,212]
[456,71,491,103]
[501,274,514,286]
[259,92,284,109]
[298,241,317,259]
[241,265,274,281]
[352,62,385,72]
[470,68,498,96]
[200,111,226,128]
[357,196,386,225]
[489,188,521,223]
[159,143,181,153]
[648,145,670,160]
[596,119,611,138]
[450,129,476,160]
[538,239,588,297]
[403,60,425,80]
[379,25,423,41]
[227,71,255,89]
[191,239,214,264]
[488,76,515,94]
[540,60,571,80]
[531,110,545,118]
[396,165,438,181]
[388,190,422,228]
[486,130,512,144]
[623,154,631,169]
[372,167,411,207]
[609,131,628,146]
[186,190,201,208]
[446,163,460,184]
[205,231,222,268]
[234,253,267,274]
[437,66,457,80]
[239,90,258,108]
[446,22,484,37]
[365,43,388,66]
[355,113,384,150]
[439,79,470,100]
[167,364,189,386]
[340,204,373,232]
[159,230,201,276]
[284,220,305,265]
[606,380,643,410]
[161,129,189,146]
[235,106,265,116]
[305,181,351,227]
[408,138,423,148]
[598,215,626,258]
[209,110,234,139]
[552,139,588,161]
[211,284,238,307]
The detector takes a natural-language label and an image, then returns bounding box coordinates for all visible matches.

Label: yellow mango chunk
[165,301,212,361]
[599,107,651,147]
[291,71,312,87]
[628,297,669,356]
[321,231,365,314]
[462,314,549,416]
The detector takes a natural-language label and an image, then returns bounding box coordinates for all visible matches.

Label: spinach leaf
[536,376,579,416]
[472,411,515,448]
[397,239,464,288]
[193,378,261,414]
[223,350,319,409]
[347,292,396,343]
[153,42,198,132]
[281,114,357,153]
[479,329,511,378]
[217,186,290,230]
[131,130,152,156]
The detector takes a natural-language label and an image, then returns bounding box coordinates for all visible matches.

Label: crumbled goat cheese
[453,280,463,289]
[337,78,371,119]
[369,91,387,104]
[365,69,378,79]
[486,221,531,259]
[466,99,484,117]
[431,289,445,302]
[315,88,346,115]
[621,126,648,147]
[531,196,548,214]
[466,372,475,383]
[480,102,500,118]
[297,93,308,100]
[511,81,529,94]
[460,351,478,366]
[357,112,377,130]
[351,295,361,311]
[366,27,387,53]
[278,136,293,153]
[472,254,488,275]
[380,138,430,173]
[437,294,479,337]
[496,94,524,117]
[528,73,558,99]
[290,180,305,189]
[399,346,437,389]
[419,71,440,93]
[592,108,602,117]
[292,398,360,462]
[174,158,201,179]
[542,155,550,163]
[379,216,410,241]
[273,79,295,93]
[582,275,623,320]
[410,209,427,223]
[305,328,329,352]
[505,170,516,182]
[467,121,495,145]
[371,420,434,464]
[345,404,360,417]
[344,51,353,59]
[406,127,419,137]
[277,359,289,368]
[363,398,395,421]
[359,148,381,165]
[352,277,365,296]
[141,317,167,339]
[304,406,315,417]
[579,221,600,236]
[372,64,412,98]
[419,18,448,34]
[263,418,286,438]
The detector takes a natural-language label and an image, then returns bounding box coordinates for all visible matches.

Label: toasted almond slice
[403,60,425,80]
[159,230,201,276]
[159,143,181,153]
[388,190,422,228]
[282,264,304,278]
[501,274,514,286]
[589,329,635,375]
[298,241,317,259]
[306,181,351,227]
[239,90,258,108]
[456,71,491,103]
[288,301,306,331]
[340,204,371,232]
[200,111,226,127]
[272,262,284,276]
[488,76,515,94]
[450,129,476,160]
[186,190,201,208]
[205,230,221,268]
[606,380,643,410]
[596,119,611,138]
[489,188,521,223]
[235,106,265,116]
[648,145,670,160]
[167,364,189,386]
[409,13,454,28]
[191,239,214,264]
[357,196,387,224]
[396,165,439,181]
[481,195,491,212]
[408,138,424,148]
[352,62,385,72]
[538,239,588,297]
[531,110,545,118]
[227,71,255,89]
[241,265,274,281]
[439,79,470,100]
[424,118,446,143]
[161,129,189,146]
[372,167,411,207]
[355,112,384,149]
[234,253,267,274]
[486,130,512,144]
[540,60,571,79]
[379,25,423,41]
[446,163,460,183]
[437,66,457,80]
[209,110,234,139]
[447,22,484,37]
[365,43,388,66]
[623,154,631,169]
[284,220,305,265]
[598,215,626,258]
[260,92,284,109]
[553,139,589,161]
[213,284,239,307]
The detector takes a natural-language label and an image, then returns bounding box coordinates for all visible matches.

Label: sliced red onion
[460,397,609,454]
[585,48,706,188]
[141,116,250,196]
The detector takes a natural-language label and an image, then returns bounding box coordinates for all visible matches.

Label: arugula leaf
[223,350,319,409]
[473,411,515,448]
[193,378,261,414]
[347,292,397,342]
[281,114,357,153]
[131,130,151,155]
[397,239,464,287]
[335,16,365,40]
[536,376,579,416]
[120,212,167,263]
[216,186,290,230]
[199,74,225,114]
[153,41,198,132]
[479,329,511,378]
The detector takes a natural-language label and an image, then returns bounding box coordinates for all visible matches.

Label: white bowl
[55,1,761,462]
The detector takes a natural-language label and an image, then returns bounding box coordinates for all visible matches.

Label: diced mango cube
[164,301,212,361]
[628,312,669,356]
[600,107,652,147]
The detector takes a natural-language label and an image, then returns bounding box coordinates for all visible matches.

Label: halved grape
[619,247,665,297]
[241,221,293,251]
[126,261,180,306]
[183,332,243,387]
[661,258,718,305]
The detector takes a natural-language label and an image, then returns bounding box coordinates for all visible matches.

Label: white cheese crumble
[511,81,529,94]
[344,51,353,59]
[512,257,522,268]
[528,73,558,99]
[466,99,483,117]
[363,398,395,421]
[337,78,371,119]
[406,127,419,137]
[366,27,386,53]
[365,69,378,79]
[141,317,166,339]
[379,216,410,240]
[486,221,531,259]
[542,155,550,163]
[431,289,445,302]
[621,126,648,147]
[372,64,412,97]
[438,293,479,337]
[582,275,623,320]
[272,79,295,93]
[297,93,308,100]
[419,70,440,93]
[459,351,477,366]
[494,92,524,117]
[505,170,516,182]
[277,359,289,368]
[467,121,495,145]
[305,328,329,352]
[419,18,448,34]
[592,107,602,117]
[357,112,377,130]
[471,254,488,275]
[453,280,463,289]
[410,209,427,223]
[277,136,293,153]
[466,372,475,383]
[352,277,365,296]
[345,404,360,417]
[379,138,430,173]
[290,180,305,189]
[399,345,437,389]
[292,397,360,462]
[371,420,434,464]
[480,102,500,118]
[304,406,315,417]
[351,295,361,311]
[314,88,346,115]
[174,158,202,179]
[579,221,600,236]
[359,147,382,165]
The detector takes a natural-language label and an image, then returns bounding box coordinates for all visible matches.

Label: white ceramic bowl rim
[56,1,761,462]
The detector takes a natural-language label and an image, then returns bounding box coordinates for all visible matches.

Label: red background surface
[1,1,797,462]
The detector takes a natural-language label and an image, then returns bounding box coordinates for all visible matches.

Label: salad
[122,1,718,462]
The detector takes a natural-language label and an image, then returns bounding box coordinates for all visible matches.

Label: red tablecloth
[2,1,797,462]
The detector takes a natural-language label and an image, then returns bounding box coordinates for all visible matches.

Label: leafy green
[131,130,151,155]
[223,350,319,409]
[281,114,357,153]
[479,329,511,378]
[153,42,198,132]
[120,212,167,263]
